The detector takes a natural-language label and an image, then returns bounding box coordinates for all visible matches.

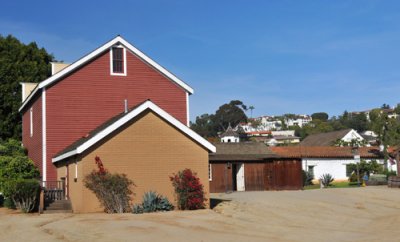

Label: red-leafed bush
[84,156,134,213]
[170,169,206,210]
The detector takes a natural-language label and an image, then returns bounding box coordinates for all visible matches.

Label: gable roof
[270,146,382,159]
[19,35,194,112]
[53,100,215,163]
[300,129,353,146]
[220,124,239,138]
[209,142,277,161]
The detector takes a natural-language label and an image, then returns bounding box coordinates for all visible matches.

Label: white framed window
[110,46,127,76]
[209,163,212,181]
[30,107,33,137]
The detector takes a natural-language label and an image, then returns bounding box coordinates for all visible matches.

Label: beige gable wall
[57,111,209,213]
[20,82,38,102]
[51,62,70,75]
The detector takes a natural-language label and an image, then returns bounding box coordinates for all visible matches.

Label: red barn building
[19,36,200,184]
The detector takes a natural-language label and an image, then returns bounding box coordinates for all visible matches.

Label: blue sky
[2,1,400,121]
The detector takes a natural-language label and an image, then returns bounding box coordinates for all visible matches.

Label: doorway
[232,163,245,191]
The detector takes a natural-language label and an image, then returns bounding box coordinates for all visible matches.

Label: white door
[236,163,245,191]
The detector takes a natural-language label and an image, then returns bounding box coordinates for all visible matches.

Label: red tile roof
[270,146,382,159]
[246,131,272,135]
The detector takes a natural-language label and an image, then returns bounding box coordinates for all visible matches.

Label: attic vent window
[110,47,126,76]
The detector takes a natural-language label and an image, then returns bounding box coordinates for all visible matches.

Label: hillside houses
[352,106,400,121]
[240,114,312,133]
[284,114,312,127]
[300,129,365,146]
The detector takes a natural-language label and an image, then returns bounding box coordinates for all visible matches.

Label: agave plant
[320,173,334,187]
[142,191,159,213]
[132,191,174,214]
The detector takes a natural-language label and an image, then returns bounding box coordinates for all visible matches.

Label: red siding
[22,95,43,177]
[44,49,187,181]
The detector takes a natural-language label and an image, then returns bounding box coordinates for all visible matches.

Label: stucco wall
[302,158,385,181]
[57,111,209,213]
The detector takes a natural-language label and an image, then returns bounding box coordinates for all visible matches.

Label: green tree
[0,139,40,192]
[394,104,400,115]
[248,105,255,118]
[311,112,329,122]
[348,113,368,132]
[339,111,368,132]
[0,35,54,140]
[190,113,216,137]
[212,100,248,132]
[368,109,387,138]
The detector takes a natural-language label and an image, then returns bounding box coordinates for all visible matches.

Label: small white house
[271,146,394,181]
[301,129,364,146]
[220,124,240,143]
[284,115,312,128]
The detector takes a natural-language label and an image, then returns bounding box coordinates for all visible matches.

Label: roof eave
[53,100,215,163]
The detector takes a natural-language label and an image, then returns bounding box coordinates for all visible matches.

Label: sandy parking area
[1,186,399,242]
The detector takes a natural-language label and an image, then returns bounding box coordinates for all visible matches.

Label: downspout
[42,88,47,184]
[186,92,190,127]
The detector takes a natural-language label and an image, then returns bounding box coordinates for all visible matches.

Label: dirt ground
[1,186,399,242]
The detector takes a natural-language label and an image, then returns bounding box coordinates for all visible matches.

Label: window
[110,47,126,75]
[209,164,212,181]
[346,164,353,177]
[308,166,314,178]
[30,108,33,137]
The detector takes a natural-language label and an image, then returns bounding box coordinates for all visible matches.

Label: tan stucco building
[53,101,215,213]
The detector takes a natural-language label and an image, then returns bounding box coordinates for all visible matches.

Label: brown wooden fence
[209,159,302,193]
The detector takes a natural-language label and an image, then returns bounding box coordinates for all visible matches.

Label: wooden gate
[209,162,233,193]
[244,163,266,191]
[265,159,302,190]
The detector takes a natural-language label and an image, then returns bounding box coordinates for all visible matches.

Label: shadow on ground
[210,198,231,209]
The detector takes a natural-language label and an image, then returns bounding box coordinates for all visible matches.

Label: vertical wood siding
[268,159,302,190]
[209,159,302,192]
[45,49,187,181]
[244,163,266,191]
[209,163,233,193]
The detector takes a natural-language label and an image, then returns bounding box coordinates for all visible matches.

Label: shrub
[170,169,206,210]
[367,174,388,186]
[347,160,383,182]
[3,197,15,209]
[349,172,359,183]
[132,191,174,214]
[0,139,40,192]
[2,179,41,213]
[84,156,134,213]
[320,174,334,187]
[302,170,314,186]
[384,170,397,179]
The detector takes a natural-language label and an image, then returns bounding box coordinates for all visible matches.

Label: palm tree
[249,106,255,118]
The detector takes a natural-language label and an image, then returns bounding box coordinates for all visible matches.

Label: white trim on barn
[42,88,47,182]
